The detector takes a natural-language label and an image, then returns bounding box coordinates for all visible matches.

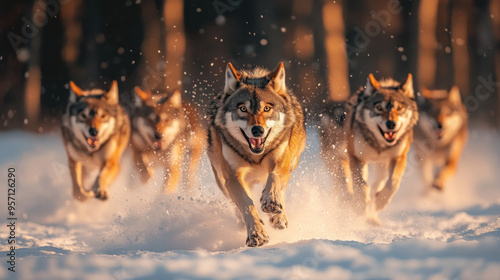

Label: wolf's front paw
[246,225,269,247]
[73,189,94,202]
[94,189,109,200]
[270,213,288,230]
[260,192,283,214]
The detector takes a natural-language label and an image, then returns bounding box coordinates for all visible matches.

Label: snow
[0,127,499,279]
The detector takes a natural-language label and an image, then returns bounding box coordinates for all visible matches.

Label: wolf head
[418,86,466,144]
[67,81,120,151]
[356,74,418,147]
[216,62,294,156]
[132,87,183,150]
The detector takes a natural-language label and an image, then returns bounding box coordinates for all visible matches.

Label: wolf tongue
[249,138,263,148]
[87,138,98,146]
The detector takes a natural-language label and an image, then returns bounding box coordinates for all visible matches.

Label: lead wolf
[207,62,306,247]
[130,87,204,191]
[320,74,418,224]
[61,81,131,201]
[414,86,467,191]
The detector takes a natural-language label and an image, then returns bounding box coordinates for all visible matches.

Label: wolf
[130,87,204,191]
[320,74,418,223]
[207,62,306,247]
[414,86,468,191]
[61,81,131,201]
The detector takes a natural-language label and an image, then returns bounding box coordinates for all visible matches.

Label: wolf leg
[433,133,466,190]
[262,168,290,229]
[133,148,153,184]
[367,163,389,225]
[350,157,370,215]
[228,173,269,247]
[375,147,409,211]
[164,142,183,192]
[69,158,94,201]
[93,158,120,200]
[186,139,203,189]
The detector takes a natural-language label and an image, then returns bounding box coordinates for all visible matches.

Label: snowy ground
[0,127,499,280]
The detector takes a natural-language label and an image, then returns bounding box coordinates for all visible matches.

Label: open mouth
[85,136,98,148]
[241,128,271,154]
[378,126,398,143]
[152,140,163,150]
[435,129,443,140]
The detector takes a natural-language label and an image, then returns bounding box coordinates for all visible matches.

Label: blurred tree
[322,0,350,101]
[164,0,185,91]
[418,0,439,89]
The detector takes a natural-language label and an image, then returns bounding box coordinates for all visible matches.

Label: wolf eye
[263,106,272,112]
[239,106,247,112]
[375,105,383,111]
[397,105,404,111]
[79,113,87,120]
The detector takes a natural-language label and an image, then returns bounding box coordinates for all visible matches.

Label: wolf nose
[437,122,443,129]
[89,127,98,137]
[386,120,396,130]
[251,126,265,137]
[154,133,162,141]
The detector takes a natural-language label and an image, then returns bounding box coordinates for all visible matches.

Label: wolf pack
[61,62,468,247]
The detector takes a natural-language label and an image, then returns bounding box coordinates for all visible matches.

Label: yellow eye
[239,106,247,112]
[263,106,271,112]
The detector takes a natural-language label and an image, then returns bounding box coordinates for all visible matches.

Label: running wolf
[320,74,418,223]
[130,87,204,191]
[207,62,306,246]
[61,81,131,201]
[414,86,467,191]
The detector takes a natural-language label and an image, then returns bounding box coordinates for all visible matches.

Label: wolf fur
[130,87,204,191]
[61,81,131,201]
[320,74,418,224]
[414,86,468,191]
[207,62,306,246]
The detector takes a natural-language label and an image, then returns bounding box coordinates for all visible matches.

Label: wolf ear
[225,62,241,93]
[106,80,119,105]
[167,89,182,108]
[69,81,84,102]
[134,86,151,106]
[449,86,462,105]
[268,62,286,92]
[421,87,431,99]
[365,73,380,95]
[401,73,414,98]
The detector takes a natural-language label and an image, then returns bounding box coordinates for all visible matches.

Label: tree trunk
[24,0,45,130]
[163,0,185,91]
[322,0,350,101]
[451,0,471,95]
[417,0,439,89]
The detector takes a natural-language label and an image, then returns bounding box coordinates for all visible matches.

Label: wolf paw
[94,190,109,200]
[73,189,94,202]
[246,227,269,247]
[270,213,288,230]
[260,193,283,214]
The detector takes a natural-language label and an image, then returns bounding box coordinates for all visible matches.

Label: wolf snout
[386,120,396,130]
[89,127,99,137]
[251,126,265,137]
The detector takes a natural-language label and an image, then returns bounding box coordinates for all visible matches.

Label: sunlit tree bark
[163,0,185,91]
[417,0,439,88]
[322,0,349,101]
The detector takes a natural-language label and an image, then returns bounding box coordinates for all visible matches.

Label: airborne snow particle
[260,39,268,46]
